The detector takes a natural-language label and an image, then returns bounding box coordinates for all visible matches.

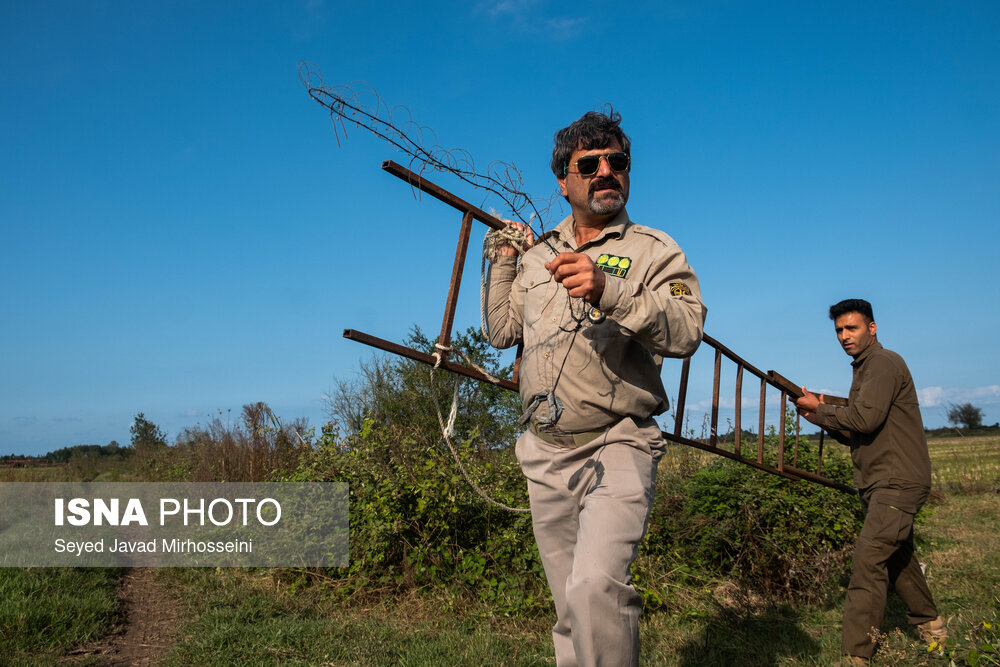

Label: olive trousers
[843,484,939,658]
[516,417,664,667]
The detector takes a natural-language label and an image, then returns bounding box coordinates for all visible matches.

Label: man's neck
[574,221,606,247]
[571,209,618,247]
[851,338,879,361]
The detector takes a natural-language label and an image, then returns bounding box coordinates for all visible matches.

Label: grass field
[1,432,997,665]
[927,434,1000,493]
[0,567,120,665]
[151,484,1000,666]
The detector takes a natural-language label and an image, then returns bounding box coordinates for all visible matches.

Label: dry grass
[0,464,74,482]
[927,432,1000,494]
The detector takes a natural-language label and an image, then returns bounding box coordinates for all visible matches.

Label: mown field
[1,432,998,666]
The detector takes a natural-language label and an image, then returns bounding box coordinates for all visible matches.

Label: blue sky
[2,1,998,456]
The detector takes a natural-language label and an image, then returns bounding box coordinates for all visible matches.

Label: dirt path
[72,568,181,665]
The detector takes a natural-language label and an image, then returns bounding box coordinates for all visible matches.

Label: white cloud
[917,385,1000,408]
[479,0,542,18]
[475,0,586,40]
[918,386,945,407]
[547,16,587,39]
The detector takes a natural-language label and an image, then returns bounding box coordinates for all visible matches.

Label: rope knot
[432,343,452,369]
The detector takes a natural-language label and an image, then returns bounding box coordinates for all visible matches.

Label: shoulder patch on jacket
[669,281,692,296]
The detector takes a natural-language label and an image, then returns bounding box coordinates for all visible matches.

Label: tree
[946,402,984,430]
[325,325,522,451]
[129,412,168,452]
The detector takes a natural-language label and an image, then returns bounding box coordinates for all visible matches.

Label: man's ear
[869,321,878,337]
[557,175,568,198]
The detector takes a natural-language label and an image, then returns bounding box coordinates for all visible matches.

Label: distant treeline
[42,441,128,463]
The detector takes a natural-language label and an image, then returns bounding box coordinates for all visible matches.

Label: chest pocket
[522,265,555,326]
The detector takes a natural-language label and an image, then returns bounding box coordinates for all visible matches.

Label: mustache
[589,177,621,193]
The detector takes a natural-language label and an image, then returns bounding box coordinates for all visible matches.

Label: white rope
[430,343,529,514]
[443,374,459,439]
[421,224,533,513]
[484,225,529,264]
[434,342,503,385]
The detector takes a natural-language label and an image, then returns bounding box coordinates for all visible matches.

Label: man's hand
[792,386,824,425]
[498,220,535,257]
[545,253,606,304]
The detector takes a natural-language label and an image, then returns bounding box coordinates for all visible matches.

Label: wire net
[299,62,561,232]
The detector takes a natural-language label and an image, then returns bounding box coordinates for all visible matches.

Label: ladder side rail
[382,160,506,231]
[661,430,854,493]
[437,210,475,355]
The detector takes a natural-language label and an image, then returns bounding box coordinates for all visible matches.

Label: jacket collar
[851,340,882,368]
[554,209,630,250]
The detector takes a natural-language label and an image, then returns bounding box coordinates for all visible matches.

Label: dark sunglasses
[565,152,630,176]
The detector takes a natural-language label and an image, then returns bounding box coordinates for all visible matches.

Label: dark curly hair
[829,298,874,323]
[550,107,631,177]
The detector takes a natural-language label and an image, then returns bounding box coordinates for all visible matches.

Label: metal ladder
[343,160,853,494]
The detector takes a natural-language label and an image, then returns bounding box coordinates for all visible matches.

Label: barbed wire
[298,61,561,230]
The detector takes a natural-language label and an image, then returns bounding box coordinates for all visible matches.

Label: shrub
[324,326,522,453]
[291,419,546,614]
[130,403,309,482]
[292,326,546,614]
[642,428,863,601]
[169,402,307,482]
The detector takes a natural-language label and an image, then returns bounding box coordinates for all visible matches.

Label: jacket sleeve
[823,426,852,446]
[484,255,524,350]
[814,354,899,437]
[595,242,706,358]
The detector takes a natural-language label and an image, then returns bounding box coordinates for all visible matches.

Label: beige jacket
[486,210,707,433]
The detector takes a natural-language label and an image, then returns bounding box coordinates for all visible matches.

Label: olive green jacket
[815,341,932,492]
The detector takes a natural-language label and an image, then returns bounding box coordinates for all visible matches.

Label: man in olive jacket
[793,298,945,664]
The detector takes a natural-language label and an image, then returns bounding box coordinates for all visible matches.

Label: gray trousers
[516,417,663,667]
[842,484,939,658]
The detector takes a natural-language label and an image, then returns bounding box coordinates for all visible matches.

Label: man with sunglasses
[485,109,706,666]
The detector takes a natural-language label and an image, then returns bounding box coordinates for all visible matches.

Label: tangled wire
[299,61,559,231]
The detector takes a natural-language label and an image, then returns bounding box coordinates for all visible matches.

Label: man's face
[557,138,630,219]
[833,311,877,358]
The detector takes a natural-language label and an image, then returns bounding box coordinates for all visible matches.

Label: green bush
[290,327,547,614]
[292,419,546,614]
[128,404,309,482]
[642,428,863,601]
[289,325,871,611]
